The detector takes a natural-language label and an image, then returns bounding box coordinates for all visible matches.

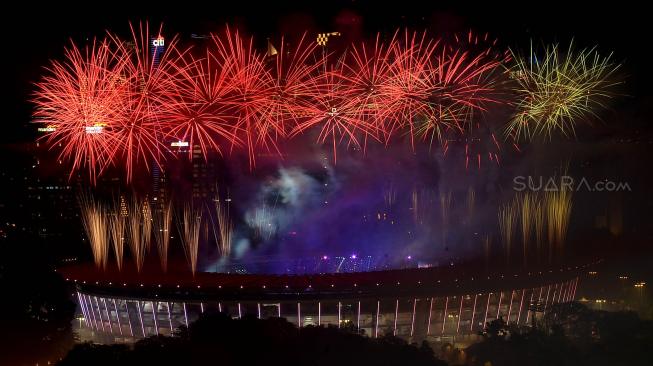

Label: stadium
[60,260,589,343]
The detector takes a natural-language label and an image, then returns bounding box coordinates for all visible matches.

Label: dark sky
[2,1,650,144]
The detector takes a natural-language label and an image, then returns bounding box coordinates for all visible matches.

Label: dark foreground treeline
[460,302,653,366]
[59,312,445,366]
[59,302,653,366]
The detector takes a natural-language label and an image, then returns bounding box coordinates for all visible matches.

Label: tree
[58,313,447,366]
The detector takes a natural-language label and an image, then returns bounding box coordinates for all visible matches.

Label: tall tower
[150,34,167,211]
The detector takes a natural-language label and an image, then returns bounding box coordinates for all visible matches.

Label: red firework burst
[384,30,441,146]
[267,34,325,130]
[291,60,380,164]
[437,31,513,169]
[338,33,398,143]
[157,50,239,161]
[33,37,129,182]
[33,24,517,182]
[210,27,279,169]
[109,22,191,182]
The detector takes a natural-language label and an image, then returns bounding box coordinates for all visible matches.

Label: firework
[127,197,147,272]
[79,194,109,270]
[438,32,511,169]
[291,63,379,163]
[507,41,620,140]
[153,201,173,272]
[415,32,505,148]
[411,188,419,224]
[248,206,276,241]
[110,22,191,181]
[267,34,325,131]
[33,24,621,183]
[178,205,202,275]
[545,188,573,263]
[108,211,125,271]
[211,27,280,169]
[382,30,440,147]
[483,234,491,270]
[157,49,239,161]
[213,193,233,258]
[533,198,545,262]
[33,38,129,183]
[339,33,398,143]
[440,191,452,246]
[466,187,476,221]
[140,199,153,253]
[498,202,517,265]
[383,182,397,209]
[517,192,535,266]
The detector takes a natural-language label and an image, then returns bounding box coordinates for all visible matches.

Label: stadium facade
[61,261,591,344]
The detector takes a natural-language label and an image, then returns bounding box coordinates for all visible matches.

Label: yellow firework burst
[508,41,620,140]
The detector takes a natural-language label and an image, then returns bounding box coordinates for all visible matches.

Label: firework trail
[507,41,620,140]
[153,201,173,272]
[383,182,397,210]
[483,234,491,270]
[79,194,109,270]
[178,204,202,275]
[141,199,153,252]
[127,197,147,272]
[440,191,452,246]
[498,201,517,265]
[249,206,275,241]
[466,186,476,222]
[545,188,573,263]
[412,187,419,224]
[108,210,125,271]
[213,193,233,258]
[518,192,535,266]
[533,197,545,263]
